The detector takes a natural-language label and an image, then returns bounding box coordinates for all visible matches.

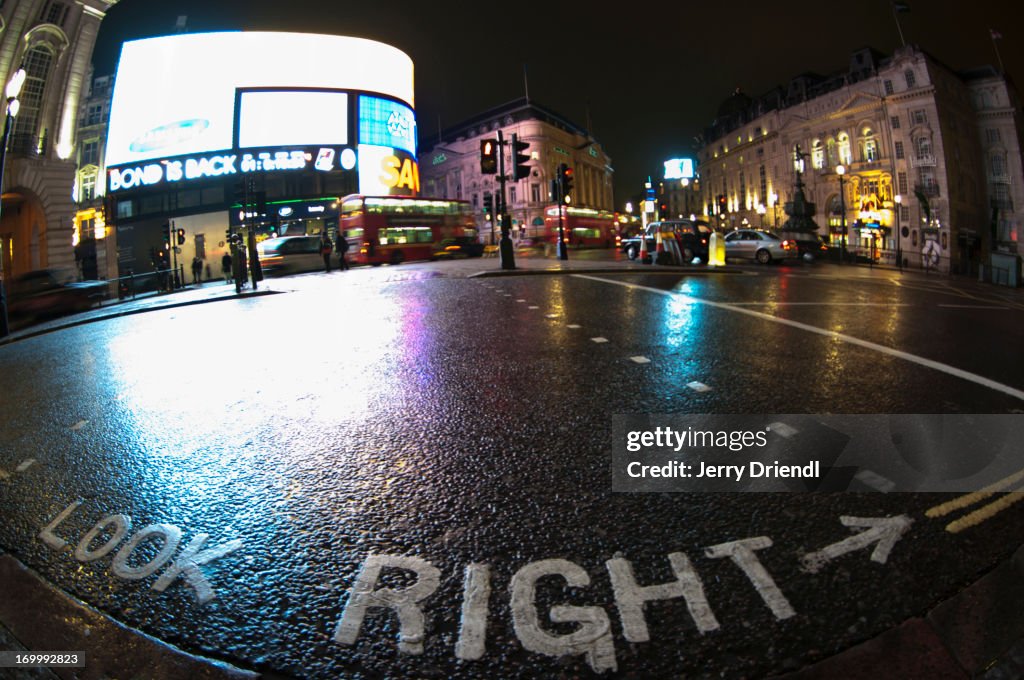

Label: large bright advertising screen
[105,32,414,168]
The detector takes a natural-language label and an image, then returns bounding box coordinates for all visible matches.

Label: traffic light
[482,193,494,221]
[161,222,171,245]
[176,228,186,246]
[480,139,498,175]
[510,134,530,181]
[717,195,727,214]
[558,164,574,199]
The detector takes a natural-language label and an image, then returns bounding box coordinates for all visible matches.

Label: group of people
[321,232,350,272]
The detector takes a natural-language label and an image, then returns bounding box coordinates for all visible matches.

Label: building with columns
[1,0,118,284]
[698,45,1023,279]
[419,97,614,241]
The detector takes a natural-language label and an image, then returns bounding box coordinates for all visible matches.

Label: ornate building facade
[1,0,117,283]
[698,45,1023,278]
[420,97,614,241]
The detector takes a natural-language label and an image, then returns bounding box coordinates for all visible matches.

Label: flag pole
[990,29,1005,74]
[891,2,907,48]
[523,63,530,104]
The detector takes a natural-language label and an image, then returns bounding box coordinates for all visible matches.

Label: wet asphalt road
[1,265,1023,678]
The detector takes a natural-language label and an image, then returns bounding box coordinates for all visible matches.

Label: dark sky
[92,0,1020,207]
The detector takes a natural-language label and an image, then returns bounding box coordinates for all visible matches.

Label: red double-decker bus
[543,206,619,248]
[339,195,477,265]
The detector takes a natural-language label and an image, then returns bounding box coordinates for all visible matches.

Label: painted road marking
[801,515,914,573]
[768,422,799,438]
[516,299,526,303]
[629,356,651,364]
[528,305,539,309]
[15,459,36,472]
[567,324,581,329]
[687,381,711,392]
[545,313,559,319]
[70,420,88,430]
[38,499,242,604]
[575,274,1024,402]
[853,469,896,493]
[591,337,609,343]
[727,302,913,307]
[925,467,1024,533]
[937,304,1008,310]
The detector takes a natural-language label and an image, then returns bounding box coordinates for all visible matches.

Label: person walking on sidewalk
[321,233,333,272]
[192,256,203,285]
[222,251,233,283]
[335,231,350,271]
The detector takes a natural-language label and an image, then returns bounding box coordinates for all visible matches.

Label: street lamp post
[757,204,766,228]
[0,68,27,339]
[836,164,847,263]
[769,191,779,227]
[894,194,903,272]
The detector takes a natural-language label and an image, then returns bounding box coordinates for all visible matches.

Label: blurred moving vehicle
[621,220,713,263]
[723,229,797,263]
[433,237,484,259]
[5,269,107,321]
[779,232,831,261]
[256,236,324,275]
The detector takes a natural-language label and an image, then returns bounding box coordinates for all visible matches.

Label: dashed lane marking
[545,314,559,319]
[15,459,36,472]
[567,324,581,329]
[574,274,1024,402]
[516,299,526,303]
[591,337,609,343]
[629,356,651,364]
[528,306,539,309]
[853,469,896,493]
[687,381,711,392]
[767,422,799,438]
[70,420,88,431]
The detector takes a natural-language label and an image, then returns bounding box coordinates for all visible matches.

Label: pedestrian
[222,251,232,283]
[321,234,333,272]
[192,255,203,285]
[335,231,350,270]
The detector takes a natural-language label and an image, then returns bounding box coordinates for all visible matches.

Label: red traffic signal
[480,139,498,175]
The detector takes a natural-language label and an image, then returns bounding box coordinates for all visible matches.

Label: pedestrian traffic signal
[480,139,498,175]
[510,134,530,181]
[176,228,186,246]
[482,193,494,221]
[558,164,574,199]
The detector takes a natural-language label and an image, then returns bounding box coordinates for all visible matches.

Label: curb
[468,265,746,278]
[0,289,279,346]
[776,543,1024,679]
[0,553,263,680]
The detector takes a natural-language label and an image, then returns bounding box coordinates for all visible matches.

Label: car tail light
[260,255,283,266]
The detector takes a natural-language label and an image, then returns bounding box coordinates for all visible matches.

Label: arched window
[826,138,838,168]
[861,126,879,162]
[990,153,1007,178]
[811,139,825,169]
[11,44,55,153]
[837,133,852,165]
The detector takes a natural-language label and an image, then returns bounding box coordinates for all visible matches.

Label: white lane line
[528,305,539,309]
[591,337,609,343]
[630,356,651,364]
[937,304,1009,310]
[567,324,581,329]
[687,381,711,392]
[516,299,526,303]
[854,469,896,493]
[16,459,36,472]
[574,274,1024,402]
[70,420,88,430]
[727,302,913,307]
[545,314,559,319]
[768,422,799,438]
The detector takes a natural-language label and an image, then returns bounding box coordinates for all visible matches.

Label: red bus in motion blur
[543,206,619,248]
[339,195,478,265]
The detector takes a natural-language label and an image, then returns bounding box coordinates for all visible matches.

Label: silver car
[723,229,797,264]
[256,236,323,275]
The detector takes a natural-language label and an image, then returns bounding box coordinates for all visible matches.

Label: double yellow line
[925,468,1024,533]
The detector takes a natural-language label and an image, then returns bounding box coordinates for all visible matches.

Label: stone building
[698,45,1023,278]
[1,0,118,283]
[419,97,614,241]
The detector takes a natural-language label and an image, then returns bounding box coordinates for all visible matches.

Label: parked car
[779,232,831,261]
[433,237,484,259]
[723,229,798,264]
[256,236,323,275]
[621,220,713,263]
[5,269,107,321]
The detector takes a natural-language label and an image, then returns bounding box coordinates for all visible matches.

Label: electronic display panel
[664,158,696,180]
[359,96,417,155]
[238,91,349,148]
[105,31,414,167]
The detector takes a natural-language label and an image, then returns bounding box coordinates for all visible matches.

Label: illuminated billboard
[105,32,417,195]
[664,158,696,180]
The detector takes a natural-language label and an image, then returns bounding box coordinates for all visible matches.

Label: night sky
[91,0,1021,207]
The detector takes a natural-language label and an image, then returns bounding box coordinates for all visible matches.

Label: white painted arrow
[801,515,914,574]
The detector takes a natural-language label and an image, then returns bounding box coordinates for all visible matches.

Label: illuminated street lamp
[769,191,779,227]
[895,194,903,272]
[0,68,27,339]
[836,164,847,263]
[757,204,767,228]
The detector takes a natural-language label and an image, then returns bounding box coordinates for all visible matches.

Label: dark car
[621,220,713,263]
[778,231,831,261]
[433,237,484,259]
[6,269,107,321]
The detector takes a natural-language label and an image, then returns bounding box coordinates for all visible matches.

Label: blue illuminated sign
[359,96,417,155]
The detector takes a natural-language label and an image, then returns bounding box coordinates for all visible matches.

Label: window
[990,154,1007,177]
[900,206,909,221]
[509,186,517,204]
[890,115,900,129]
[811,140,825,169]
[884,80,894,95]
[759,166,767,203]
[864,138,879,162]
[531,183,541,203]
[895,141,905,159]
[11,45,55,150]
[898,171,908,195]
[911,110,927,125]
[986,128,1001,143]
[915,136,931,159]
[826,138,838,168]
[40,1,68,25]
[80,140,99,165]
[80,173,96,202]
[904,69,916,88]
[838,133,852,165]
[117,200,134,219]
[85,104,103,127]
